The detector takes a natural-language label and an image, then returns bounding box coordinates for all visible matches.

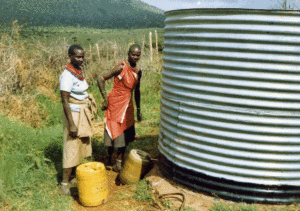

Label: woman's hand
[137,109,142,122]
[69,123,78,138]
[101,99,109,111]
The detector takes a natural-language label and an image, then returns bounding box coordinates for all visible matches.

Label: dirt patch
[145,165,216,211]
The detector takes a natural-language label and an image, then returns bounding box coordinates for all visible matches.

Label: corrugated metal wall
[159,9,300,203]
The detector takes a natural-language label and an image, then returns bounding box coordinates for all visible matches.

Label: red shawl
[105,61,139,139]
[65,63,85,81]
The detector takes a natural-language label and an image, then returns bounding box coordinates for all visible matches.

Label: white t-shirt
[59,69,88,112]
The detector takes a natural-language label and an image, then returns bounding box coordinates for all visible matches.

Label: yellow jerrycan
[119,149,152,184]
[76,162,108,206]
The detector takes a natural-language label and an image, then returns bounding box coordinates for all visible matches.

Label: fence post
[95,43,100,64]
[106,46,109,62]
[89,44,92,66]
[114,40,117,64]
[141,34,145,69]
[155,30,159,68]
[149,31,153,66]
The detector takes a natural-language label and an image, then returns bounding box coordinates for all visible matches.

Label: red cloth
[105,61,139,139]
[65,63,85,81]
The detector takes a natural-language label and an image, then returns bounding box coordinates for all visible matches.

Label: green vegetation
[0,0,164,29]
[210,202,258,211]
[0,116,73,210]
[182,207,198,211]
[133,179,152,202]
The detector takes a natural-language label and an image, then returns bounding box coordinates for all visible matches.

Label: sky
[141,0,298,11]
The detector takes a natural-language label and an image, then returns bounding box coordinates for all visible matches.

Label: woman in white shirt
[59,44,92,195]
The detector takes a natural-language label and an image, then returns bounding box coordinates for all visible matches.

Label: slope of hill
[0,0,165,29]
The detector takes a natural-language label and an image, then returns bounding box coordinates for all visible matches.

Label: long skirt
[62,111,92,168]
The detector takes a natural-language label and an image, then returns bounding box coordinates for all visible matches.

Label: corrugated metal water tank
[158,9,300,203]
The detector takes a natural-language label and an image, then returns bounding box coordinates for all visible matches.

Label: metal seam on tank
[162,55,300,72]
[164,24,300,34]
[171,135,300,165]
[163,40,300,54]
[161,95,300,116]
[162,85,300,109]
[177,131,300,156]
[162,80,300,103]
[162,76,300,98]
[174,147,300,173]
[162,64,300,82]
[164,49,300,64]
[165,14,300,23]
[160,142,300,181]
[164,32,300,42]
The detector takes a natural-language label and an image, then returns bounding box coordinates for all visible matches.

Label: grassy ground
[0,116,74,210]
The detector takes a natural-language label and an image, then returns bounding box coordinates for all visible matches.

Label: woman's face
[128,48,141,64]
[70,49,85,67]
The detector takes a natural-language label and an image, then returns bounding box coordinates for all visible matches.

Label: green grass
[209,202,259,211]
[35,94,62,126]
[182,207,198,211]
[0,116,73,210]
[17,26,164,54]
[133,179,152,202]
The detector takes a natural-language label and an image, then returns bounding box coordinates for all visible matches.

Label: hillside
[0,0,165,29]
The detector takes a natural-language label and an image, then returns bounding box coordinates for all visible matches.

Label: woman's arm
[135,70,142,122]
[97,63,123,110]
[61,91,77,138]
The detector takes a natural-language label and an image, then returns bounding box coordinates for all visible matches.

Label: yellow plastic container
[76,162,108,206]
[119,149,152,184]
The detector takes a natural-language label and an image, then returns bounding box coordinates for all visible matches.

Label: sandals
[60,183,71,196]
[112,160,122,173]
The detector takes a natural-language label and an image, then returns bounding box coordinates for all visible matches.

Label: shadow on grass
[92,136,107,163]
[128,134,159,158]
[44,142,63,182]
[91,133,159,161]
[42,133,159,183]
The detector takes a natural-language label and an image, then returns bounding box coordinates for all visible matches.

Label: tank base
[159,153,300,204]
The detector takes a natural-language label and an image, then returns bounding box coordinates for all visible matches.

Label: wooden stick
[114,40,117,64]
[155,30,159,65]
[106,46,109,62]
[141,34,145,67]
[89,43,92,65]
[95,43,100,64]
[149,31,153,65]
[141,34,145,55]
[124,43,126,60]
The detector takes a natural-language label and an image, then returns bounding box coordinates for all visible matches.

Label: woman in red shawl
[97,44,142,172]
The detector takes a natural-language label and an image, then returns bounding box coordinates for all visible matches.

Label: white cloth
[59,69,89,112]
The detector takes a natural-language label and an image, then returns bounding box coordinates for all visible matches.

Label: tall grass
[0,23,163,126]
